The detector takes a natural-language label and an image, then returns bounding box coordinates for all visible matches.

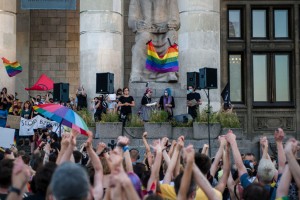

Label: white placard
[0,127,15,148]
[19,116,63,136]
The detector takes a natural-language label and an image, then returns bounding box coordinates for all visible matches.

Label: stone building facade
[1,0,299,139]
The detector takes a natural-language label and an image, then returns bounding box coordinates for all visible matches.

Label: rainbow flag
[2,57,22,77]
[145,41,179,73]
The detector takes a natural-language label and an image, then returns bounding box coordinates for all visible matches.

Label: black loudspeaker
[53,83,69,102]
[173,114,193,123]
[199,67,217,89]
[96,73,114,94]
[187,72,200,89]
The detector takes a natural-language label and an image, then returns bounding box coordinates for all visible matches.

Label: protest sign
[19,117,38,136]
[19,116,63,136]
[6,115,21,129]
[0,127,15,148]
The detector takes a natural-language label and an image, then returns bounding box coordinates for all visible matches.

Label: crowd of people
[2,85,300,200]
[0,127,299,200]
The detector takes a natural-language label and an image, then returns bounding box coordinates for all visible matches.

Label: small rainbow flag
[2,57,22,77]
[145,41,179,73]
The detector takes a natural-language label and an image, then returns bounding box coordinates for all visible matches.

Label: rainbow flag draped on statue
[145,41,179,73]
[1,57,23,77]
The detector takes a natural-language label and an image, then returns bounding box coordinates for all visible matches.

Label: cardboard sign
[6,115,21,129]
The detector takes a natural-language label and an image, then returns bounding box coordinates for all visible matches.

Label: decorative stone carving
[254,117,295,131]
[128,0,180,82]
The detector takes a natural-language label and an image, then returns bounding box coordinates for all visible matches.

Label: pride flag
[2,57,22,77]
[145,41,179,73]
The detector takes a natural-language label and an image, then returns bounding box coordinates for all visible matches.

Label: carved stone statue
[128,0,180,82]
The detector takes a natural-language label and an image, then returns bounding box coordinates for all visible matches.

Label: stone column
[178,0,221,111]
[16,0,30,101]
[80,0,123,101]
[0,0,16,94]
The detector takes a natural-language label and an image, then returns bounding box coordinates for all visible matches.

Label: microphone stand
[204,88,212,157]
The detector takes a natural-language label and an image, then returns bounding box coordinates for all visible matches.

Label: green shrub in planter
[149,110,169,123]
[218,111,241,128]
[126,114,144,127]
[195,108,219,123]
[100,112,120,123]
[170,120,193,127]
[76,108,95,127]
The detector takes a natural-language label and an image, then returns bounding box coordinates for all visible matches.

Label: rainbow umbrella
[33,104,89,136]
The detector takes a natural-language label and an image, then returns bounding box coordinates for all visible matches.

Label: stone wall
[29,8,80,98]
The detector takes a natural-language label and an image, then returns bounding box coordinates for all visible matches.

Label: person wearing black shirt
[118,87,135,125]
[187,85,202,119]
[76,86,87,111]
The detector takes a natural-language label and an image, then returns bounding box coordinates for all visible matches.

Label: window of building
[228,9,242,38]
[252,53,291,104]
[274,9,289,38]
[252,9,267,38]
[229,54,243,102]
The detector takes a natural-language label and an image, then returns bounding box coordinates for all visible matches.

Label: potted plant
[96,112,122,139]
[193,108,221,139]
[124,114,145,138]
[171,120,193,139]
[144,110,172,138]
[219,111,242,138]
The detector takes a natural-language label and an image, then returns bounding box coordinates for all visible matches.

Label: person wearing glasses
[187,85,202,120]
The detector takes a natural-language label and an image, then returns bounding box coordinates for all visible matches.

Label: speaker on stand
[199,67,218,157]
[96,73,114,94]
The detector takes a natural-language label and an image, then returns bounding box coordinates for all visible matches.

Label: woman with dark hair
[140,88,156,122]
[94,97,104,122]
[158,88,175,120]
[118,87,135,125]
[21,101,32,119]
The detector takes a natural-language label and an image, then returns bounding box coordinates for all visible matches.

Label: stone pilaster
[80,0,124,101]
[178,0,221,111]
[0,0,16,94]
[16,0,30,101]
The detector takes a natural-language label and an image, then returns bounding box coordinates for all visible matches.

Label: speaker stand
[204,88,212,157]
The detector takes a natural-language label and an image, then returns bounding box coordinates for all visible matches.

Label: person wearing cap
[140,88,156,122]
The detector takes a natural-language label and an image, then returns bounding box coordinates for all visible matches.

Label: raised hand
[151,139,162,153]
[117,136,129,147]
[61,133,70,148]
[12,157,31,190]
[96,142,107,154]
[161,137,169,149]
[176,136,184,151]
[225,130,236,144]
[143,132,148,138]
[183,145,195,164]
[85,131,93,148]
[218,135,227,147]
[285,138,298,156]
[71,129,79,146]
[260,136,268,149]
